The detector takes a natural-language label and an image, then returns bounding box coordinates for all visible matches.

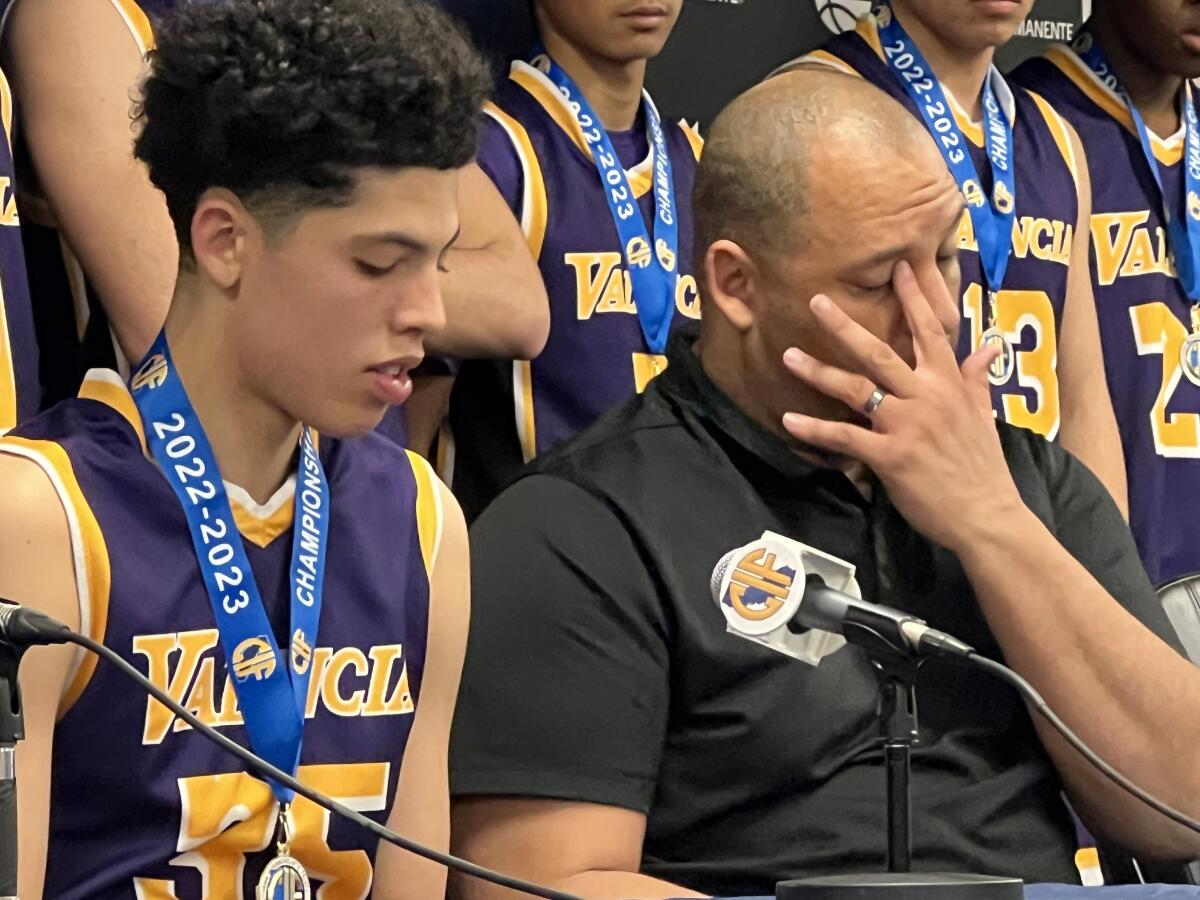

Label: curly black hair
[134,0,491,253]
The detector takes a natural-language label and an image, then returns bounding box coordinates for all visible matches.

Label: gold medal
[1181,304,1200,388]
[982,292,1015,386]
[257,806,311,900]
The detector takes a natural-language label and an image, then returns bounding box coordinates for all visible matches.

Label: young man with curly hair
[1,1,486,896]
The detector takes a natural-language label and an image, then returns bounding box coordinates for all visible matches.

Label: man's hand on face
[781,261,1026,554]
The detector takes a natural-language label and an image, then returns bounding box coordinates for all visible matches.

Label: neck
[889,3,994,120]
[162,282,302,505]
[540,27,646,131]
[1089,13,1184,137]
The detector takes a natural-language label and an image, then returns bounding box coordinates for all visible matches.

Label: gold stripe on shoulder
[510,64,592,158]
[483,101,549,260]
[107,0,155,54]
[405,449,443,579]
[790,49,863,79]
[855,15,884,59]
[78,368,147,456]
[1025,89,1080,190]
[1044,45,1183,166]
[679,120,704,162]
[0,69,13,155]
[0,436,111,718]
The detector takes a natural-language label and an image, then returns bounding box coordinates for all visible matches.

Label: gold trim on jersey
[107,0,155,55]
[777,49,861,79]
[1026,89,1081,191]
[79,368,148,454]
[77,369,299,547]
[513,359,536,464]
[508,61,656,199]
[0,273,15,435]
[679,120,705,161]
[231,497,294,549]
[855,15,884,57]
[405,450,444,579]
[0,436,111,718]
[0,69,13,155]
[1042,45,1184,166]
[484,101,550,261]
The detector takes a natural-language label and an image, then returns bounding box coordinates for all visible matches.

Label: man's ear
[190,188,258,291]
[704,239,762,332]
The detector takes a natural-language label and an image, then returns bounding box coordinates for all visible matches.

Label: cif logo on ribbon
[1188,191,1200,222]
[290,628,313,676]
[813,0,874,34]
[232,635,277,682]
[655,238,677,272]
[724,547,795,621]
[626,236,652,269]
[131,353,169,392]
[962,179,986,208]
[993,181,1015,215]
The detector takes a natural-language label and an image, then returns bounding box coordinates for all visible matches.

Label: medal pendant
[981,327,1015,386]
[257,805,311,900]
[257,854,311,900]
[1181,330,1200,387]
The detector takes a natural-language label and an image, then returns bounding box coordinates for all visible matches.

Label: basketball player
[1011,2,1200,589]
[1,1,484,896]
[447,0,704,520]
[0,0,548,417]
[778,0,1129,512]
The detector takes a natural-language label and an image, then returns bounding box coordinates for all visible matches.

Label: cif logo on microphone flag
[718,533,804,636]
[713,532,855,666]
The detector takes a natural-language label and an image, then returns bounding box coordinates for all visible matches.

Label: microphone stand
[776,624,1022,899]
[0,640,22,899]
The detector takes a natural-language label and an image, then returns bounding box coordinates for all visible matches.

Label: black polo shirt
[449,332,1183,897]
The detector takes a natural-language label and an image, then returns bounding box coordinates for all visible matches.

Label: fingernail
[784,347,805,366]
[811,294,832,313]
[896,260,912,278]
[783,412,807,429]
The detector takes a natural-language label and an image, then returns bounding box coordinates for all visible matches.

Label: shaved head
[693,67,966,442]
[692,68,939,272]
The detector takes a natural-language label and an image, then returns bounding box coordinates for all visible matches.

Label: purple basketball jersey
[448,59,702,518]
[3,370,441,898]
[1013,47,1200,585]
[793,14,1080,441]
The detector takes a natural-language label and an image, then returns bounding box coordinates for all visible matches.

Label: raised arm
[428,163,549,360]
[0,452,84,900]
[1054,124,1128,515]
[782,261,1200,862]
[4,0,177,363]
[373,476,470,899]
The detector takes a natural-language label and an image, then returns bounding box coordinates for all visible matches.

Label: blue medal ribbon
[1074,28,1200,301]
[875,4,1017,301]
[130,330,328,804]
[537,52,679,353]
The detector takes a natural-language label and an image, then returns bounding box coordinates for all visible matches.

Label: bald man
[448,71,1200,899]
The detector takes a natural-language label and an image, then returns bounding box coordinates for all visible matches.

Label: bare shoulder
[0,448,81,631]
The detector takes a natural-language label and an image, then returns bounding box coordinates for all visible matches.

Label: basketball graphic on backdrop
[814,0,873,33]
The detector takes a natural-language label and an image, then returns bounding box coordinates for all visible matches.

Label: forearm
[428,246,549,359]
[558,870,708,899]
[956,506,1200,855]
[454,868,706,900]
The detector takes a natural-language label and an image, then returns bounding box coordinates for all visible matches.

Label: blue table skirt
[708,888,1200,899]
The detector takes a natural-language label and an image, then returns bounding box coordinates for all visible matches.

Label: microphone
[710,532,974,663]
[0,602,70,648]
[0,600,582,900]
